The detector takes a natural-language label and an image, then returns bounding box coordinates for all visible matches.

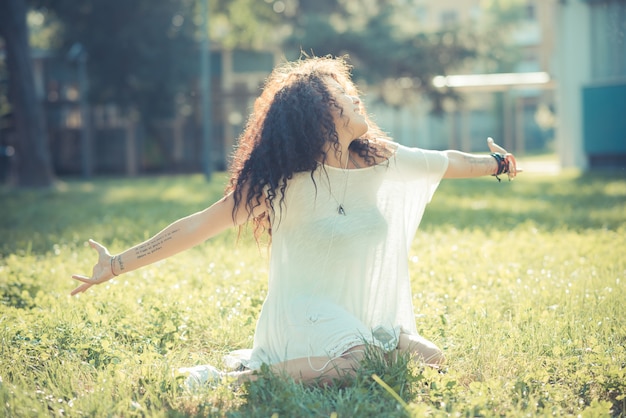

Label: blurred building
[554,0,626,169]
[373,0,626,170]
[369,0,557,157]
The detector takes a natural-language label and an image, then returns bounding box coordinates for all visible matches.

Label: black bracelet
[491,152,509,182]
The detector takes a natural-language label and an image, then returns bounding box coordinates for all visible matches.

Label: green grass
[1,166,625,417]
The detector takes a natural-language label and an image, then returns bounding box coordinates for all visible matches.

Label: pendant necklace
[330,151,353,216]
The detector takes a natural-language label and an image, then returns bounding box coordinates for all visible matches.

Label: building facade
[554,0,626,169]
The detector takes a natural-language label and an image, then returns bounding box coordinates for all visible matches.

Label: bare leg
[223,336,443,387]
[397,333,445,367]
[227,345,368,386]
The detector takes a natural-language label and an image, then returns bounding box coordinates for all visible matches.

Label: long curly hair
[226,55,391,242]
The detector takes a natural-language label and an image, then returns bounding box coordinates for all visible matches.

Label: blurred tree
[1,0,527,182]
[28,0,204,171]
[283,0,477,112]
[477,0,527,72]
[35,0,199,120]
[0,0,55,187]
[32,0,283,111]
[211,0,284,49]
[28,0,283,171]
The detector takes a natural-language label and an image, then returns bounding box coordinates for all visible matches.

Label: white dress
[237,141,449,370]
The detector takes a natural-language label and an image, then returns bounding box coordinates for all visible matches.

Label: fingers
[71,274,94,284]
[487,137,523,180]
[88,239,109,258]
[507,153,518,180]
[71,283,92,296]
[70,275,111,296]
[70,239,111,296]
[487,137,507,154]
[70,274,96,296]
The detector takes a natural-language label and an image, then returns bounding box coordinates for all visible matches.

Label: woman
[72,56,518,387]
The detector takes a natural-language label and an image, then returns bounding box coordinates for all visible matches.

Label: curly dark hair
[226,55,392,242]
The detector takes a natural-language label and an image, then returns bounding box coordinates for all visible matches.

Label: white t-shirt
[242,140,449,369]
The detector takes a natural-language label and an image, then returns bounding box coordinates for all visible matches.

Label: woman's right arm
[71,192,259,295]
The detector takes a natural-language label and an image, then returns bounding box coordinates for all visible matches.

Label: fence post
[125,119,137,176]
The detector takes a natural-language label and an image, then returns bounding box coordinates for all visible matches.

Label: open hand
[487,137,519,180]
[71,239,115,296]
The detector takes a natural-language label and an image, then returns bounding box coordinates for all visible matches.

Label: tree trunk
[0,0,55,187]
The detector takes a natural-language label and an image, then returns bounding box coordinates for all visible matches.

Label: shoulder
[356,138,448,173]
[375,139,445,163]
[384,141,448,176]
[370,138,398,156]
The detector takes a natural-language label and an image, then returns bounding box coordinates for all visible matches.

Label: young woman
[72,56,518,387]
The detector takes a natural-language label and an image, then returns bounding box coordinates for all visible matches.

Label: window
[525,2,536,20]
[440,10,458,27]
[590,0,626,79]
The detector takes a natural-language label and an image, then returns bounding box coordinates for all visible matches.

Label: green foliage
[211,0,282,49]
[281,0,531,110]
[27,0,283,118]
[476,0,528,73]
[26,9,62,50]
[32,0,198,120]
[23,0,531,120]
[285,2,478,111]
[1,163,625,416]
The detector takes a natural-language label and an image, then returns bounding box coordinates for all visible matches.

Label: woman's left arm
[443,137,519,180]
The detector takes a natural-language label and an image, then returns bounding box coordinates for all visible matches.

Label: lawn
[1,163,625,417]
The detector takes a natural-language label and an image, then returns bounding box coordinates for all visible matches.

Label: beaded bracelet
[110,256,119,277]
[491,152,509,182]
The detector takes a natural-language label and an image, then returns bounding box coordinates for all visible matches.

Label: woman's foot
[178,364,223,390]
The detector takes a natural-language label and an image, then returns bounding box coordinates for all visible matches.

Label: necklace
[349,152,361,169]
[329,150,351,216]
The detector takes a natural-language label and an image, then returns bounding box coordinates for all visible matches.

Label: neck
[323,145,352,169]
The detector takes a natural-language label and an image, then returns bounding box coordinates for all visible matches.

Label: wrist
[110,256,119,277]
[490,153,509,181]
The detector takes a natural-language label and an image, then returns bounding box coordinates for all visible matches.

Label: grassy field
[1,163,625,417]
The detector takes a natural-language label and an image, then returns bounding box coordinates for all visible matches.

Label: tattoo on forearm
[134,228,181,259]
[117,255,125,272]
[463,155,496,175]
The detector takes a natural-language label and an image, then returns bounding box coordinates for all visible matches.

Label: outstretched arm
[71,192,260,295]
[443,138,519,180]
